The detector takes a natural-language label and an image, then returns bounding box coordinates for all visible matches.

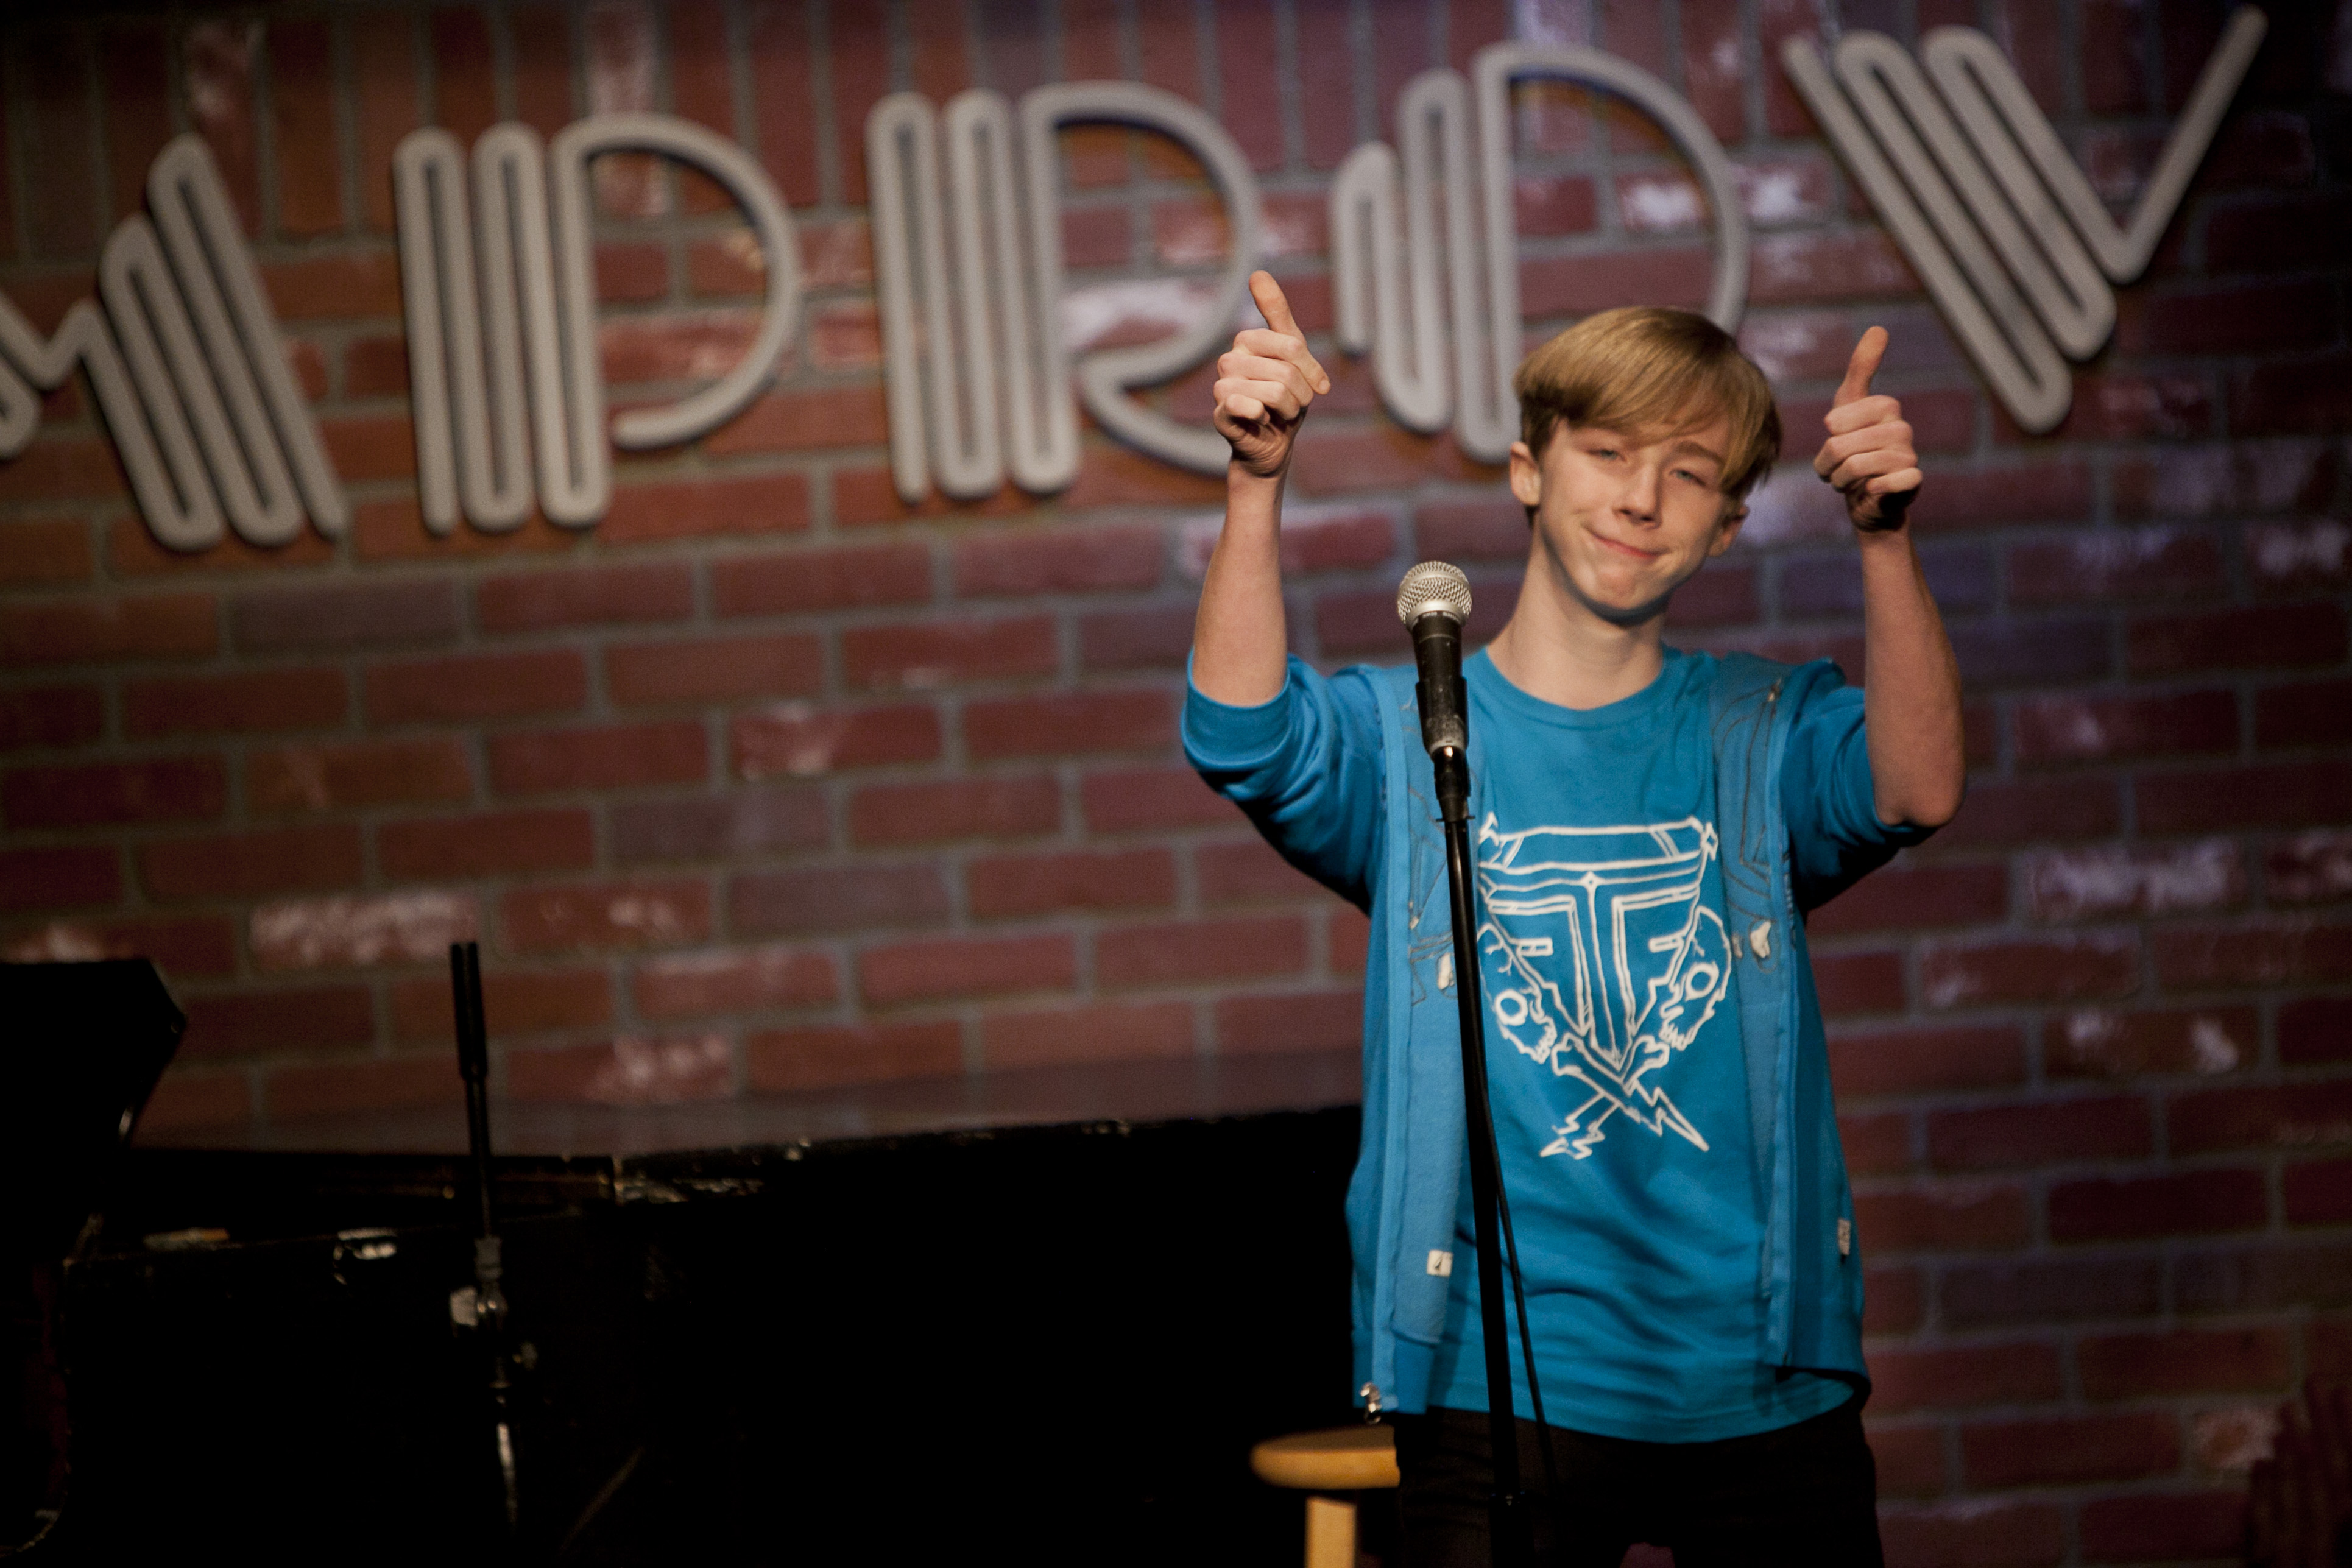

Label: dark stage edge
[135,1045,1366,1156]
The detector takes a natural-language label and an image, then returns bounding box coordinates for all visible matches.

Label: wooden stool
[1251,1425,1400,1568]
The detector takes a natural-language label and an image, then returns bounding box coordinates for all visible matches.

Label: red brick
[138,825,363,901]
[228,580,457,654]
[2287,1159,2352,1226]
[266,1054,463,1121]
[2266,831,2352,906]
[702,385,888,453]
[1810,950,1907,1017]
[1855,1183,2032,1251]
[1082,765,1234,832]
[1865,1342,2062,1414]
[1840,1112,1910,1176]
[2235,352,2352,436]
[841,616,1058,691]
[966,848,1178,919]
[2281,997,2352,1065]
[2249,520,2352,596]
[132,1073,249,1132]
[2078,1327,2293,1401]
[1079,606,1198,673]
[2013,690,2238,766]
[1921,934,2139,1009]
[710,542,932,616]
[858,933,1076,1007]
[1416,500,1528,563]
[2047,1006,2258,1079]
[950,526,1165,597]
[1865,1266,1924,1334]
[120,668,345,738]
[362,651,587,727]
[1215,990,1360,1054]
[378,808,596,881]
[476,562,695,632]
[610,788,827,864]
[2153,919,2352,989]
[980,1000,1195,1071]
[2111,439,2340,522]
[350,11,418,230]
[634,946,838,1019]
[606,632,824,708]
[2078,1491,2244,1564]
[1196,839,1319,906]
[269,20,339,236]
[1928,1097,2153,1171]
[1947,616,2111,688]
[1961,1412,2179,1488]
[1932,777,2124,851]
[4,756,226,828]
[2127,278,2335,356]
[0,437,130,506]
[1097,916,1309,989]
[594,241,668,301]
[1288,425,1438,498]
[488,721,707,795]
[746,1019,961,1092]
[2,593,216,666]
[2128,602,2346,676]
[2049,1169,2268,1242]
[2024,841,2245,923]
[0,685,103,749]
[1876,1502,2063,1566]
[732,704,939,779]
[730,864,950,936]
[2171,1081,2352,1156]
[1807,863,2007,936]
[247,737,472,813]
[1828,1025,2027,1099]
[0,846,120,911]
[507,1034,734,1106]
[601,473,810,544]
[2009,529,2223,606]
[849,775,1060,847]
[1059,445,1227,510]
[501,878,712,953]
[2137,761,2352,834]
[178,984,376,1058]
[0,516,91,587]
[1941,1255,2164,1327]
[388,966,612,1042]
[2256,677,2352,751]
[962,690,1174,760]
[1861,1420,1946,1500]
[2,913,237,976]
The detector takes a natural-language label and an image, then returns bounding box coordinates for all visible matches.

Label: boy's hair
[1513,307,1781,503]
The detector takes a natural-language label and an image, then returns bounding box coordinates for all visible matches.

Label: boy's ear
[1706,502,1746,559]
[1508,441,1542,510]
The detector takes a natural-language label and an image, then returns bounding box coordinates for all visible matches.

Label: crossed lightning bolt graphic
[1475,816,1734,1159]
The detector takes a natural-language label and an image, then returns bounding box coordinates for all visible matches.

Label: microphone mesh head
[1395,560,1473,627]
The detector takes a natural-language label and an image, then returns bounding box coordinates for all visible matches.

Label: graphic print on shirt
[1475,814,1732,1160]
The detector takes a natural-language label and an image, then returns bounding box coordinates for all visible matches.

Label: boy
[1184,273,1962,1567]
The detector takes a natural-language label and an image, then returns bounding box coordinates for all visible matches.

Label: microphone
[1396,561,1474,823]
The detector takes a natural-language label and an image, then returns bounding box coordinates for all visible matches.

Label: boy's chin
[1563,571,1679,629]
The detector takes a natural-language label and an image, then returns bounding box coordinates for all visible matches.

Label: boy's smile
[1508,416,1746,626]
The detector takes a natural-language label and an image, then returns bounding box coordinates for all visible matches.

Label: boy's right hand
[1213,271,1331,479]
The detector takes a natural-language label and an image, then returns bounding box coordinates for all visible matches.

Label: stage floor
[136,1045,1366,1156]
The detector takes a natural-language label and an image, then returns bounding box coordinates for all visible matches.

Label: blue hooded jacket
[1187,650,1898,1416]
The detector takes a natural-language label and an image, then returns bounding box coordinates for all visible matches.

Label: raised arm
[1192,271,1330,707]
[1815,327,1965,828]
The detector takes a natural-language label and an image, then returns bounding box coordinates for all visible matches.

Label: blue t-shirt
[1427,649,1878,1442]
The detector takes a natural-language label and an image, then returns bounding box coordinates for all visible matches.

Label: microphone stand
[449,942,522,1541]
[1411,615,1533,1568]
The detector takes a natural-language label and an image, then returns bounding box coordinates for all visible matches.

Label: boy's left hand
[1815,327,1921,532]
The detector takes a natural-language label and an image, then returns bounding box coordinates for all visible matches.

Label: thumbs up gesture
[1213,270,1332,480]
[1815,327,1922,532]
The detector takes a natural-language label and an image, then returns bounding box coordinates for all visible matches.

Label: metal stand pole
[450,941,521,1539]
[1428,741,1532,1568]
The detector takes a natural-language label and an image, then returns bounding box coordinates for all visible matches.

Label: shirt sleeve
[1779,680,1935,912]
[1183,655,1384,911]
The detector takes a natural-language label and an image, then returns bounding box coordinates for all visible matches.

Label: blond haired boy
[1185,274,1962,1566]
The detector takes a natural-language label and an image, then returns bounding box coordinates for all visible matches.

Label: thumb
[1835,326,1888,408]
[1249,270,1302,341]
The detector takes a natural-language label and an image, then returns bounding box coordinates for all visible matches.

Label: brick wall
[0,1,2346,1561]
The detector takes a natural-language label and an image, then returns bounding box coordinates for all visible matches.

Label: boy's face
[1508,416,1746,626]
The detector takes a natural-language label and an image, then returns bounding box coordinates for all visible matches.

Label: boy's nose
[1619,467,1662,521]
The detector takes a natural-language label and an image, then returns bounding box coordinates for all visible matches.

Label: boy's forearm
[1857,528,1965,827]
[1191,466,1290,705]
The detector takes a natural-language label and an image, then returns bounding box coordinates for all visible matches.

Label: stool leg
[1304,1494,1357,1568]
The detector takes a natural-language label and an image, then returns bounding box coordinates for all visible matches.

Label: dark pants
[1393,1397,1884,1568]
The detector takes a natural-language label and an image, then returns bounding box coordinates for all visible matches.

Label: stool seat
[1251,1424,1401,1492]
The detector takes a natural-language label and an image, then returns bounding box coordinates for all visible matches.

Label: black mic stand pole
[1412,615,1533,1568]
[450,941,521,1541]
